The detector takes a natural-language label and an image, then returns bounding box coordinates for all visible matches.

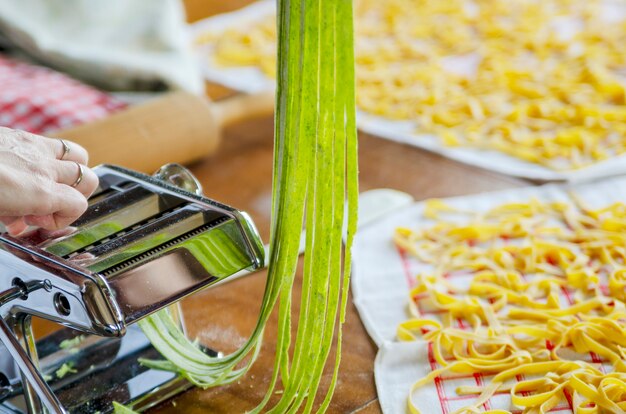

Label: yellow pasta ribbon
[397,198,626,413]
[201,0,626,171]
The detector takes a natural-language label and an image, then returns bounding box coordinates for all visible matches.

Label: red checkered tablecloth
[0,54,126,134]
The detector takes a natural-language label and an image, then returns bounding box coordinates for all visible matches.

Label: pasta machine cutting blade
[0,164,265,414]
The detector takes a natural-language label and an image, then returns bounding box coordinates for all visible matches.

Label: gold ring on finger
[59,139,70,160]
[71,162,84,188]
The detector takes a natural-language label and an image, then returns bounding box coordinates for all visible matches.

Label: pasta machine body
[0,164,264,414]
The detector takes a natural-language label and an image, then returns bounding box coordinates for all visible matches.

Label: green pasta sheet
[112,402,139,414]
[133,0,358,412]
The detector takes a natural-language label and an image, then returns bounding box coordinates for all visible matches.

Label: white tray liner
[188,1,626,182]
[355,176,626,413]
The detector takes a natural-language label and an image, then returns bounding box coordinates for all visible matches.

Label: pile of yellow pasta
[394,197,626,413]
[198,0,626,171]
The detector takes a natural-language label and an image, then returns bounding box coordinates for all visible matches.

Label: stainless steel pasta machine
[0,164,264,414]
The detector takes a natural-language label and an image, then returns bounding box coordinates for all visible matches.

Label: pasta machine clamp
[0,164,265,414]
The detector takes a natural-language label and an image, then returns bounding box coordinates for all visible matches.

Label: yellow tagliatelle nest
[394,197,626,413]
[199,0,626,171]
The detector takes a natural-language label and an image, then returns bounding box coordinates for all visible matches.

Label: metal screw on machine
[0,163,265,414]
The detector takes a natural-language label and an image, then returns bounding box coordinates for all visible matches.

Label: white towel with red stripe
[352,179,626,413]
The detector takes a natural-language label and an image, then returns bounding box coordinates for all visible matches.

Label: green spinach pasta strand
[131,0,358,412]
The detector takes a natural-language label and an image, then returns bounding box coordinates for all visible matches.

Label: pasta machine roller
[0,164,265,414]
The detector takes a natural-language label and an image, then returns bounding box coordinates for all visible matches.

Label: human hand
[0,127,98,235]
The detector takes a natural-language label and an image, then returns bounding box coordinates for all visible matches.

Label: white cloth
[352,177,626,413]
[0,0,203,94]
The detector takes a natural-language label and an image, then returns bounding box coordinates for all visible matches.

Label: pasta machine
[0,164,265,414]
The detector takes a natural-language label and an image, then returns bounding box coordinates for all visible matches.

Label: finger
[52,185,88,229]
[24,212,80,232]
[25,185,88,231]
[0,128,88,164]
[69,252,95,266]
[54,160,99,197]
[5,218,28,236]
[23,215,56,230]
[0,216,19,225]
[51,137,89,165]
[37,226,77,240]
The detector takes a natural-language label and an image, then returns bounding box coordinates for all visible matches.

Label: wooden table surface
[20,2,529,413]
[140,3,531,413]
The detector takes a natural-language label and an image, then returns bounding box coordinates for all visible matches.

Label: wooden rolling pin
[53,90,275,173]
